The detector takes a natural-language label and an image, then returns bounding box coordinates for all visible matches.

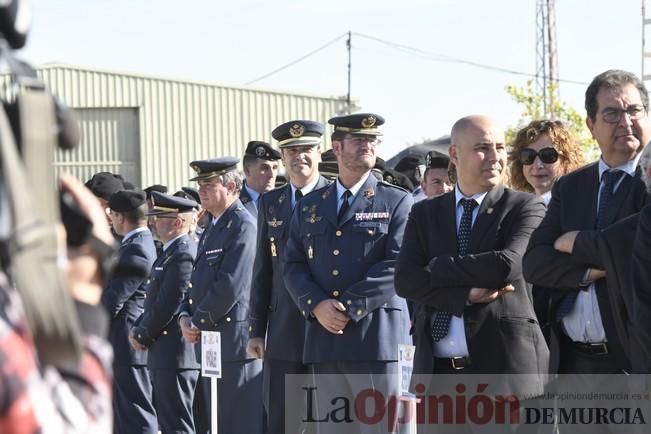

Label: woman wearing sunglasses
[509,120,584,204]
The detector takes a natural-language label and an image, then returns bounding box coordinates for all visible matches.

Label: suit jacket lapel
[468,185,504,253]
[338,175,378,226]
[581,163,600,225]
[439,192,459,256]
[320,183,338,227]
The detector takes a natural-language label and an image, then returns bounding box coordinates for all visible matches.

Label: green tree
[505,80,598,160]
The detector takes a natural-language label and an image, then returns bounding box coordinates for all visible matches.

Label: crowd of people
[3,67,651,434]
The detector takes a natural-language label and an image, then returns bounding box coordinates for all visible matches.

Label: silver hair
[218,170,244,195]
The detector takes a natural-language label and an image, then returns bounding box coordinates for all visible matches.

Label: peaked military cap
[272,120,324,148]
[425,150,450,169]
[189,157,239,182]
[244,141,281,161]
[86,172,125,200]
[321,148,336,162]
[180,186,200,204]
[328,112,385,136]
[147,191,197,215]
[143,184,168,200]
[108,189,147,212]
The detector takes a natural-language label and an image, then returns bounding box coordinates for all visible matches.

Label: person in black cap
[101,189,158,434]
[178,157,264,434]
[283,113,413,433]
[421,150,453,199]
[395,155,424,191]
[86,171,125,209]
[130,191,200,434]
[241,140,281,217]
[247,120,330,434]
[143,184,169,255]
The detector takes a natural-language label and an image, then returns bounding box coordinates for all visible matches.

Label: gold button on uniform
[332,269,339,276]
[270,237,275,241]
[307,299,312,305]
[333,249,340,256]
[356,309,363,316]
[249,325,253,332]
[335,230,342,237]
[347,300,352,305]
[189,298,193,305]
[188,283,192,288]
[226,317,231,322]
[137,334,142,339]
[163,330,168,335]
[200,319,205,324]
[332,290,340,297]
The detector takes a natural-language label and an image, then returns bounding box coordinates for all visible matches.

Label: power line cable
[353,32,589,86]
[244,33,348,85]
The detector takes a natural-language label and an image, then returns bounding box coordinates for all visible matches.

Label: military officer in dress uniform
[247,120,330,434]
[130,192,200,434]
[240,141,281,217]
[101,189,158,434]
[178,157,264,434]
[283,113,413,434]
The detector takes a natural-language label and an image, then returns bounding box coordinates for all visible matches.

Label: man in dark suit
[240,141,281,217]
[247,120,329,434]
[395,115,548,404]
[524,70,651,375]
[551,143,651,374]
[178,157,264,434]
[633,201,651,370]
[130,192,200,434]
[284,113,413,434]
[101,189,158,434]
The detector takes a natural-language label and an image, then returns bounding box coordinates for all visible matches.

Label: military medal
[270,237,277,257]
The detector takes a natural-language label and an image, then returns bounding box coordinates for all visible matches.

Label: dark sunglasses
[520,147,559,165]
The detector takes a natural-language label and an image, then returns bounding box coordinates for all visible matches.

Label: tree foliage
[505,80,598,160]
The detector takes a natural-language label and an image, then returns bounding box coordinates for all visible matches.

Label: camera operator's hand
[59,173,115,305]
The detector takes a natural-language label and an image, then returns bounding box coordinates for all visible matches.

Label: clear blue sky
[21,0,644,159]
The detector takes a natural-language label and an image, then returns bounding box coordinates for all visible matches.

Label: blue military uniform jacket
[101,228,157,366]
[181,199,257,362]
[283,174,413,363]
[239,183,258,218]
[132,234,200,370]
[249,176,330,361]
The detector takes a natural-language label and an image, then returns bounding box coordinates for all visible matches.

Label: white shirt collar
[163,234,186,252]
[122,226,149,244]
[598,153,642,179]
[454,185,488,208]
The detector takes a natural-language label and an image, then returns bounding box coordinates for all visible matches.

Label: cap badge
[255,146,267,157]
[361,116,376,128]
[289,123,305,138]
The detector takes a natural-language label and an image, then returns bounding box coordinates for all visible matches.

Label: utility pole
[642,0,651,84]
[535,0,558,118]
[346,31,352,114]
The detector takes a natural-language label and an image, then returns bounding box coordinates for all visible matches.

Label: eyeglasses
[344,136,382,147]
[601,105,647,124]
[520,147,559,165]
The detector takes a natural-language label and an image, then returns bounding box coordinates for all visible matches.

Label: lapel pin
[486,208,493,214]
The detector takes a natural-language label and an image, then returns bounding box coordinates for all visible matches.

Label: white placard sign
[201,331,222,378]
[398,344,415,396]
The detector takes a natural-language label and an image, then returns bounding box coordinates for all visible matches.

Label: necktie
[557,170,622,320]
[294,189,303,209]
[338,190,352,222]
[431,198,478,342]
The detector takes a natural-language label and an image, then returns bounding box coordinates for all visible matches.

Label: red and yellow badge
[363,187,375,198]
